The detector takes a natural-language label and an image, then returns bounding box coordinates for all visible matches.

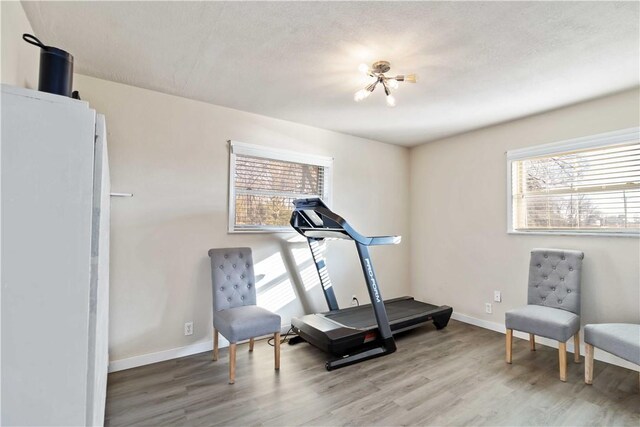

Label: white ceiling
[23,1,639,146]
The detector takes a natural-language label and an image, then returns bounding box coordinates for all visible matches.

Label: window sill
[507,230,639,238]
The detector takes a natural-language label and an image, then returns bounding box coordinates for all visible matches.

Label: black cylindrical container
[38,45,73,97]
[23,34,74,97]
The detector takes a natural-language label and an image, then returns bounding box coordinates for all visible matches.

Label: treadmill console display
[290,198,401,246]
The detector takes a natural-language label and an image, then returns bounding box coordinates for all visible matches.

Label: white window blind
[229,141,332,232]
[507,128,640,235]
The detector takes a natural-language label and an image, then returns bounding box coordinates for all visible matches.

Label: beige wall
[73,74,411,362]
[3,2,638,366]
[410,89,640,329]
[1,1,38,88]
[1,6,411,363]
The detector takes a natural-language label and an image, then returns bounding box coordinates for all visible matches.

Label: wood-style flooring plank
[106,321,640,426]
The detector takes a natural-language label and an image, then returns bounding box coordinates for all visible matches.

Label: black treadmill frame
[290,198,399,369]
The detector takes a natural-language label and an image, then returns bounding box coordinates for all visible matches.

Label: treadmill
[289,198,453,370]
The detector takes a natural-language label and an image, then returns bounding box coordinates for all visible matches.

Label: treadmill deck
[291,296,453,357]
[325,297,441,330]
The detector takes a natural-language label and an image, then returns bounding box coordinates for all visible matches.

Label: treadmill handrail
[291,198,401,246]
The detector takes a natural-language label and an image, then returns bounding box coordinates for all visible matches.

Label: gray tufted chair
[208,248,281,384]
[505,248,584,382]
[583,323,640,385]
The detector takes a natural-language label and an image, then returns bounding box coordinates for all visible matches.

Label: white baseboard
[108,325,291,373]
[450,312,640,372]
[109,340,215,373]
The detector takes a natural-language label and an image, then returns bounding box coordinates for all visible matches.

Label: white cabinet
[1,85,110,426]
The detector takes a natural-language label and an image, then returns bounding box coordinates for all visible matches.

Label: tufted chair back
[527,248,584,315]
[209,247,257,312]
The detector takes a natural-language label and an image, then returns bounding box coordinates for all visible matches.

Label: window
[228,141,333,232]
[507,128,640,236]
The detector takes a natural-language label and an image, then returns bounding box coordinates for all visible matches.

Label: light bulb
[354,89,370,102]
[386,78,399,89]
[386,94,396,107]
[405,74,417,83]
[358,63,370,74]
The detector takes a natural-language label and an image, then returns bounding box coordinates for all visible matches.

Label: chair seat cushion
[214,305,281,343]
[584,323,640,366]
[505,305,580,342]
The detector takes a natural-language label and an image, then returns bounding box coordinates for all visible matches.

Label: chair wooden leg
[274,332,281,371]
[585,343,594,385]
[529,333,536,351]
[574,332,581,363]
[559,342,567,382]
[249,338,255,352]
[505,329,513,363]
[229,343,237,384]
[213,329,219,361]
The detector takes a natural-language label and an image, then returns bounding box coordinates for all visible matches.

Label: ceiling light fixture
[354,60,417,107]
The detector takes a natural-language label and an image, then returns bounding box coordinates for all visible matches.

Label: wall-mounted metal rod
[110,192,133,197]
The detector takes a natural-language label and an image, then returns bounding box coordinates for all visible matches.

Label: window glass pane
[231,150,329,231]
[511,141,640,232]
[235,194,298,229]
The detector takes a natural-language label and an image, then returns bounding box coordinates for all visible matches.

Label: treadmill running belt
[325,299,441,329]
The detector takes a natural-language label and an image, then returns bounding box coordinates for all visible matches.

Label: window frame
[228,140,333,233]
[506,127,640,237]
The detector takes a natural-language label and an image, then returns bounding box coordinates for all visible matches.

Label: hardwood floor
[105,321,639,426]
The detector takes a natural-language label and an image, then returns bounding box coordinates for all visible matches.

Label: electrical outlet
[184,321,193,336]
[494,290,502,303]
[485,303,492,314]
